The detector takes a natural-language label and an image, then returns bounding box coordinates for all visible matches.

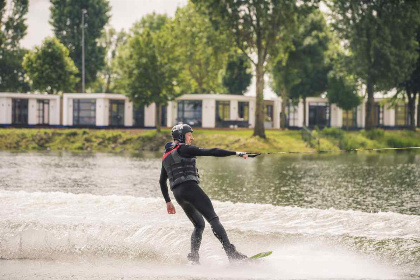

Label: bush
[72,143,84,150]
[363,128,385,140]
[386,136,417,148]
[321,127,345,139]
[65,131,78,137]
[107,133,122,144]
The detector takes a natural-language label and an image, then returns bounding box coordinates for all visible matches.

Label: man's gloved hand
[236,152,248,159]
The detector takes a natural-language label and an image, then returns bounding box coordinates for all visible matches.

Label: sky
[21,0,188,49]
[17,0,276,98]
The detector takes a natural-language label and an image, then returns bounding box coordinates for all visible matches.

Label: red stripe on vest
[162,144,180,161]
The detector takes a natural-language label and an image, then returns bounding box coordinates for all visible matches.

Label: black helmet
[172,124,193,143]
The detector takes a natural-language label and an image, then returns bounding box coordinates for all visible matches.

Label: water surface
[0,151,419,279]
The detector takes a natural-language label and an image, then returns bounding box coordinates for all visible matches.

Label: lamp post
[81,8,87,93]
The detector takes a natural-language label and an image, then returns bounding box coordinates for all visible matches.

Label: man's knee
[194,221,205,232]
[209,216,221,227]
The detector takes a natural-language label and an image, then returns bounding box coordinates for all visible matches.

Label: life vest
[162,143,200,189]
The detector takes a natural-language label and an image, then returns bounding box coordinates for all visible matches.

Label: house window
[109,100,125,126]
[374,103,384,126]
[342,108,357,128]
[37,100,49,125]
[12,99,28,125]
[133,105,144,127]
[238,102,249,121]
[177,100,202,127]
[73,99,96,126]
[161,105,167,127]
[287,103,299,127]
[265,104,273,122]
[309,102,330,128]
[216,101,230,127]
[395,103,408,126]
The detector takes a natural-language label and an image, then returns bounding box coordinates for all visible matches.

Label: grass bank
[315,128,420,151]
[0,127,418,153]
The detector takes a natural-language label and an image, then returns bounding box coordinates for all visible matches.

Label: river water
[0,151,419,279]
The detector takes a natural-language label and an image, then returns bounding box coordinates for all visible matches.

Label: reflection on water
[0,151,419,215]
[201,153,420,215]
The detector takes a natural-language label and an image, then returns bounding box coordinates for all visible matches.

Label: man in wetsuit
[159,124,248,264]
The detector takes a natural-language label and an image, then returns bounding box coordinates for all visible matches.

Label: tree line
[1,0,420,135]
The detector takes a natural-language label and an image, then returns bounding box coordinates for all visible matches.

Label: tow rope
[246,147,420,158]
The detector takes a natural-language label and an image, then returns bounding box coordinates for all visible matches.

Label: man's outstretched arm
[180,145,247,158]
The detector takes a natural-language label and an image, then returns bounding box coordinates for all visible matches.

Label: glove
[236,152,246,157]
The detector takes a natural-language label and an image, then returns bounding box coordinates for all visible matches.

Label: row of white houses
[0,92,418,129]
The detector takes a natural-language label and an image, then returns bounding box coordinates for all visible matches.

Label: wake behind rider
[159,124,248,264]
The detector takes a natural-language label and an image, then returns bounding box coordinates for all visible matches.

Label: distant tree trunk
[76,83,82,93]
[280,89,287,129]
[346,111,349,131]
[407,90,416,131]
[303,97,307,127]
[365,79,375,130]
[105,72,111,93]
[417,94,420,128]
[156,103,161,132]
[253,59,266,138]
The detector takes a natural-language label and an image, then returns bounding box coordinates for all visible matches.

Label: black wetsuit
[159,144,236,255]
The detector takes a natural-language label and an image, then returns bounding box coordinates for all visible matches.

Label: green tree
[327,54,361,110]
[269,50,299,128]
[94,27,127,93]
[223,52,252,94]
[328,0,420,130]
[50,0,110,92]
[0,48,30,92]
[22,37,79,94]
[191,0,316,137]
[399,28,420,131]
[170,3,232,95]
[2,0,28,50]
[0,0,29,92]
[270,9,330,127]
[114,28,179,132]
[327,53,362,129]
[0,0,5,48]
[130,12,168,35]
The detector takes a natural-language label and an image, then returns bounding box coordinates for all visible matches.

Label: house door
[309,103,330,128]
[37,100,50,125]
[109,100,125,126]
[133,105,144,127]
[12,99,28,125]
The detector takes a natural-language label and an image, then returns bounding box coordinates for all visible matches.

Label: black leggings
[173,181,231,254]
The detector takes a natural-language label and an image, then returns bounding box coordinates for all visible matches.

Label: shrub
[65,131,78,137]
[386,136,417,148]
[363,128,385,140]
[72,143,84,150]
[321,127,345,139]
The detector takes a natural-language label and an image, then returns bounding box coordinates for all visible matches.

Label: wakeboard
[248,251,272,261]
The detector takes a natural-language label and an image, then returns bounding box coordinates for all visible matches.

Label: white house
[0,92,417,129]
[62,93,281,129]
[286,96,418,129]
[0,93,60,126]
[167,94,281,129]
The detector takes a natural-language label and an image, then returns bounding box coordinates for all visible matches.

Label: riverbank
[0,128,419,153]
